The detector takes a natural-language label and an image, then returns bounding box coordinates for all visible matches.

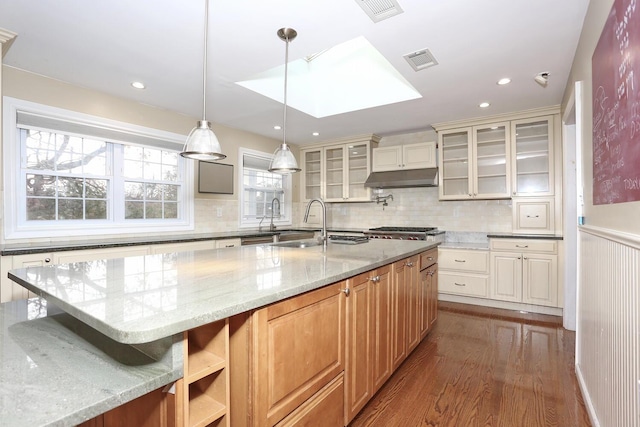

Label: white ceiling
[0,0,590,146]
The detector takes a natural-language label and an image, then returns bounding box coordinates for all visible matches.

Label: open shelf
[189,372,227,427]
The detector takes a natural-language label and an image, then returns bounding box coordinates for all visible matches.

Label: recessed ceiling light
[497,78,511,85]
[274,125,282,130]
[479,102,490,108]
[131,81,145,89]
[312,132,319,136]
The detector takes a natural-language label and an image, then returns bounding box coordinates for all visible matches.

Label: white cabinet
[510,116,554,196]
[372,142,436,172]
[300,135,378,202]
[512,196,555,234]
[438,248,490,298]
[0,252,55,302]
[490,239,558,307]
[437,123,511,200]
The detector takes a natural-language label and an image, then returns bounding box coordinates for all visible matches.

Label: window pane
[125,201,144,219]
[165,185,178,201]
[85,179,108,199]
[164,203,178,219]
[85,200,107,219]
[145,148,161,163]
[144,162,161,180]
[124,145,144,161]
[27,198,55,220]
[123,160,143,179]
[124,182,144,200]
[162,151,178,166]
[146,183,162,201]
[59,199,83,220]
[145,202,162,218]
[57,177,84,198]
[162,165,177,181]
[26,174,56,197]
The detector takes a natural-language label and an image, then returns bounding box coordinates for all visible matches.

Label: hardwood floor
[350,302,591,427]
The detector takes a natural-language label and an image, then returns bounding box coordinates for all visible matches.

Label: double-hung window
[239,148,292,228]
[3,97,194,239]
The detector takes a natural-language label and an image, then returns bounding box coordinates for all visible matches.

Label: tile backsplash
[196,187,513,234]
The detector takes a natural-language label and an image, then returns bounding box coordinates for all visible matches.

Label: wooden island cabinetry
[230,249,438,427]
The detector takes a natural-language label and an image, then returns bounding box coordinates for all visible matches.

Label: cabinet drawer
[439,272,489,297]
[420,249,438,269]
[438,249,488,273]
[490,239,557,253]
[513,197,554,234]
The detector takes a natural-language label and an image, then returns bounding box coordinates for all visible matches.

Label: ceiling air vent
[355,0,404,23]
[403,49,438,72]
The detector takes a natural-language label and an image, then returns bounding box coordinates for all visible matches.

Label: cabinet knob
[523,257,528,260]
[370,276,380,283]
[513,191,516,195]
[44,258,51,263]
[517,257,521,260]
[427,256,434,261]
[407,262,414,267]
[341,288,351,297]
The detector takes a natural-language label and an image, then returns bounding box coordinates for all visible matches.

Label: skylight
[236,37,422,118]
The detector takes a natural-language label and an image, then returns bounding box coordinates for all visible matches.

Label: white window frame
[2,97,194,240]
[238,147,292,229]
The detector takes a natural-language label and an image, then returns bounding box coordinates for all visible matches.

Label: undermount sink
[272,240,321,248]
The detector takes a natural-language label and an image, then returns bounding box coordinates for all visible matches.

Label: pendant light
[180,0,226,161]
[268,28,301,174]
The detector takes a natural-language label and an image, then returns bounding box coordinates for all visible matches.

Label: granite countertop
[0,298,181,427]
[9,239,438,344]
[0,228,320,256]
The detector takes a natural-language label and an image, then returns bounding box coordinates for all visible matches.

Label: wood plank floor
[350,302,592,427]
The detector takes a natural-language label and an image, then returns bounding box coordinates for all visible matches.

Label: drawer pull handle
[515,245,528,248]
[454,259,466,263]
[454,282,466,287]
[526,215,540,218]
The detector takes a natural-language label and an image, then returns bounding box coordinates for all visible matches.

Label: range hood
[364,168,439,189]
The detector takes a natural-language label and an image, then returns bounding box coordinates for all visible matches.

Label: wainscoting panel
[577,227,639,427]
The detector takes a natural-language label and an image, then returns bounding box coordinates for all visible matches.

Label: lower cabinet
[344,264,392,424]
[420,249,438,340]
[490,239,558,307]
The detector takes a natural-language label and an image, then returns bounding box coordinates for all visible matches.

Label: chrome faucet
[304,198,327,248]
[270,197,280,231]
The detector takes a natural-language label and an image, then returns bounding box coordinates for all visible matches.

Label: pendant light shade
[268,28,301,174]
[181,0,226,161]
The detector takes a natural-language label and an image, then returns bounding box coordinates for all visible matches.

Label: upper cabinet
[372,142,436,172]
[438,123,511,200]
[300,135,379,202]
[510,115,554,197]
[434,108,560,201]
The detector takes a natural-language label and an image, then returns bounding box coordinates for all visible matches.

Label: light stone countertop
[0,298,182,427]
[9,239,437,344]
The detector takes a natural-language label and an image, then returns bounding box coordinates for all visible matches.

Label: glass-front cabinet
[510,116,554,196]
[439,123,510,200]
[300,135,377,202]
[302,148,322,200]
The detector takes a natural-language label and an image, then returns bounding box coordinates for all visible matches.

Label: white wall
[562,0,640,425]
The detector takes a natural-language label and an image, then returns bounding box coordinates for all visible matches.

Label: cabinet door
[346,142,371,201]
[403,141,436,169]
[405,256,421,353]
[252,283,345,426]
[391,259,407,370]
[490,252,522,302]
[429,264,438,328]
[510,116,554,196]
[522,254,558,307]
[301,148,323,201]
[371,265,392,393]
[420,264,438,340]
[2,253,55,302]
[345,272,373,423]
[473,123,510,198]
[323,145,346,201]
[439,128,473,199]
[372,146,402,172]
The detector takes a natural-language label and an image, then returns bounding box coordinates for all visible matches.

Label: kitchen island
[4,239,438,426]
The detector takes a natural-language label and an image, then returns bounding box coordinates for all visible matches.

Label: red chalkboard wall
[592,0,640,205]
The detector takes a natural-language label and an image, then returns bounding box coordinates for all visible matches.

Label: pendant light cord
[282,34,289,148]
[202,0,209,121]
